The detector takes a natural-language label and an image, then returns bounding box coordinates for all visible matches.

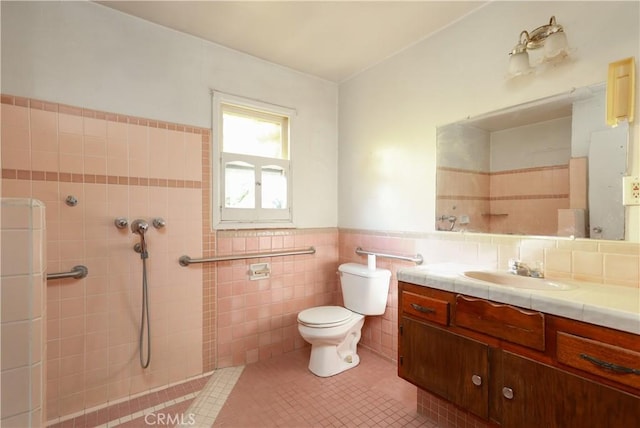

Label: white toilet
[297,262,391,377]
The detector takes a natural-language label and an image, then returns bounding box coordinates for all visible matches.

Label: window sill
[214,221,296,231]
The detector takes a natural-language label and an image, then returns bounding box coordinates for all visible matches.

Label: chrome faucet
[436,214,457,231]
[508,259,544,278]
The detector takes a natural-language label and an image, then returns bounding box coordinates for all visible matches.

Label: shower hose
[138,237,151,369]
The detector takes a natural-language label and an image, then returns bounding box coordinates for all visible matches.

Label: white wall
[437,124,490,172]
[572,86,607,158]
[490,117,572,172]
[0,1,338,229]
[338,1,640,239]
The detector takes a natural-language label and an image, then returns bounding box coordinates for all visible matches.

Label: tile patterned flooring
[209,347,436,427]
[48,347,437,427]
[177,366,245,427]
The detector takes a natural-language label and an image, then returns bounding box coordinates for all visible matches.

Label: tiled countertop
[398,263,640,335]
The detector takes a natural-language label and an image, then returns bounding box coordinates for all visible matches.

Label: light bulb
[544,31,569,60]
[508,51,533,77]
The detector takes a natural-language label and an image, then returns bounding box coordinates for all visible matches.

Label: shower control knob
[152,217,166,229]
[114,217,129,229]
[65,195,78,207]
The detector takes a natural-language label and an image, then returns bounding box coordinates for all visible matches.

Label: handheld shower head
[131,219,149,236]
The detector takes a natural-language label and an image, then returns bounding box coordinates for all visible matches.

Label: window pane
[225,161,255,208]
[261,165,287,209]
[223,110,284,159]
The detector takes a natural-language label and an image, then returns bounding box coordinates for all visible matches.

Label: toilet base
[308,340,361,377]
[305,319,364,377]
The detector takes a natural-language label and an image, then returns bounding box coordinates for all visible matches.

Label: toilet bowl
[298,306,365,377]
[297,263,391,377]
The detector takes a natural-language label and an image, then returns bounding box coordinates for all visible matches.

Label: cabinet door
[500,351,640,427]
[399,317,489,419]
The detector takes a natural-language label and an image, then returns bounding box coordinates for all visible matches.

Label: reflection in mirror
[436,83,628,240]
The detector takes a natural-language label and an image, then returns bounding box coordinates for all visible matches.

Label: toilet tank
[338,263,391,315]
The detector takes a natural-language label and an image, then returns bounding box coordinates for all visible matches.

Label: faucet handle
[508,259,530,276]
[530,261,545,278]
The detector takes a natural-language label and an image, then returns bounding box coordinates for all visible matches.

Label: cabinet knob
[502,387,514,400]
[471,374,482,386]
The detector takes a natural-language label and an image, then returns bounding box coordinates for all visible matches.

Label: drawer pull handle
[580,353,640,375]
[411,303,435,314]
[502,387,514,400]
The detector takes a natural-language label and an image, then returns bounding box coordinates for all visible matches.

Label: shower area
[1,95,340,426]
[1,96,207,425]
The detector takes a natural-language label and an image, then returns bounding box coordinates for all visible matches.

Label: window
[213,94,293,227]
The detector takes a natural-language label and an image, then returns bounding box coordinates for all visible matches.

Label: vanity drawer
[557,332,640,390]
[455,295,545,351]
[401,291,449,326]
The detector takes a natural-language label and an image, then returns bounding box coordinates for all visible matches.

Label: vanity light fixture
[508,16,570,78]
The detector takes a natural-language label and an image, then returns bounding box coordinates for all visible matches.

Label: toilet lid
[298,306,353,327]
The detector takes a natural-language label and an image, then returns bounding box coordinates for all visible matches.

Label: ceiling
[98,1,487,83]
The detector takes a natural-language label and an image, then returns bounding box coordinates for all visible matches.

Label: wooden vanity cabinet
[400,317,489,419]
[499,351,640,428]
[398,281,640,427]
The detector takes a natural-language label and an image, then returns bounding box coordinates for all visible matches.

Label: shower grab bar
[179,246,316,266]
[355,247,423,265]
[46,265,89,280]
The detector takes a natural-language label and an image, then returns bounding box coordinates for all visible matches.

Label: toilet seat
[297,306,354,328]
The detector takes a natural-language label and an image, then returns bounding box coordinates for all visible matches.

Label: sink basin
[463,271,575,291]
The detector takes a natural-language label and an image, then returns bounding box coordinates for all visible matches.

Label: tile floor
[47,347,438,427]
[205,347,437,427]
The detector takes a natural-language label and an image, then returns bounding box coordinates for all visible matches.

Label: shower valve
[131,219,149,235]
[114,217,129,229]
[152,217,166,229]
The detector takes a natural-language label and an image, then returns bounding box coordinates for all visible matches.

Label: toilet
[297,263,391,377]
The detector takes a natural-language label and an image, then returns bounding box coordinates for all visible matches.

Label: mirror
[436,83,629,240]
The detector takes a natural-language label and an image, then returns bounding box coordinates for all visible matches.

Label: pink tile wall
[489,166,569,236]
[1,198,47,427]
[437,165,570,235]
[339,231,419,361]
[569,157,588,209]
[436,168,490,232]
[1,96,205,422]
[215,229,339,367]
[489,198,569,236]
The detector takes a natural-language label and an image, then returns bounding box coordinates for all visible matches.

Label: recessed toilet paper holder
[249,263,270,280]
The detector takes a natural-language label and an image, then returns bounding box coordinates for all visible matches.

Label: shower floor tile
[210,347,437,427]
[47,374,211,428]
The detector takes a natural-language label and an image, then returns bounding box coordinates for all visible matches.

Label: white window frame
[212,92,295,229]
